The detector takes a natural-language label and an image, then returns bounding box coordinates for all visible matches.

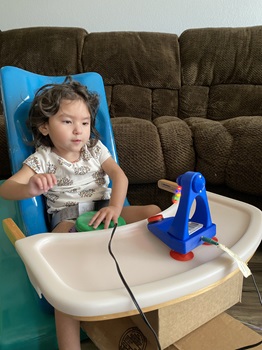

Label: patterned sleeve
[23,147,48,174]
[97,140,112,164]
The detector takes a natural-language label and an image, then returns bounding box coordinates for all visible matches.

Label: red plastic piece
[170,250,194,261]
[148,214,163,223]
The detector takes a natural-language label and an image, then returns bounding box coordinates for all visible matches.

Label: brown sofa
[0,26,261,210]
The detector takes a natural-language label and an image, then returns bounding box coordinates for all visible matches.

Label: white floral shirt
[23,140,112,213]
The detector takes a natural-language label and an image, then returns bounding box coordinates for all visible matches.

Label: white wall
[1,0,262,35]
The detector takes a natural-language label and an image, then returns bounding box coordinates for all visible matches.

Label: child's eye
[83,122,89,126]
[63,120,71,124]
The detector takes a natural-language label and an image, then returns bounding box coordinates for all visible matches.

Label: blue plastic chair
[0,66,123,236]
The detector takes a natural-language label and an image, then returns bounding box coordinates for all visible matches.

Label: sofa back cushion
[179,26,262,120]
[0,27,87,75]
[82,31,181,121]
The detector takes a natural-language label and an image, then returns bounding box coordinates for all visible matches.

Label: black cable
[108,223,162,350]
[251,273,262,306]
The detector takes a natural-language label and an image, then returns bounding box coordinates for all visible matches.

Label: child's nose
[74,124,82,134]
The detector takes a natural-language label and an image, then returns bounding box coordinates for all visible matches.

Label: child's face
[39,98,91,161]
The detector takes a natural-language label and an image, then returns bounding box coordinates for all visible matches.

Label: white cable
[218,243,252,278]
[201,236,251,278]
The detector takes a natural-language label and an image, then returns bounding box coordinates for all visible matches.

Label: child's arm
[89,157,128,229]
[0,164,57,200]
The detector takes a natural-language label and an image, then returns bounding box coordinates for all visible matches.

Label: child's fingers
[88,211,99,226]
[103,215,113,229]
[89,211,107,229]
[103,213,118,229]
[89,209,115,229]
[49,173,57,185]
[31,174,57,192]
[35,176,49,192]
[46,173,57,187]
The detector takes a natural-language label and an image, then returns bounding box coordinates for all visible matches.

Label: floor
[227,246,262,335]
[80,247,262,349]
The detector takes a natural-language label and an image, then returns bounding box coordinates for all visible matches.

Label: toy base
[170,250,194,261]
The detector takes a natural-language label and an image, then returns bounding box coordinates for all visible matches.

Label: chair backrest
[0,66,120,236]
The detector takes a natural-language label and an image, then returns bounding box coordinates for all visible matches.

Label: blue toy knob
[192,173,205,193]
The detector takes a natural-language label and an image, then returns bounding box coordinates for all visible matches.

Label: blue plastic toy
[147,171,216,260]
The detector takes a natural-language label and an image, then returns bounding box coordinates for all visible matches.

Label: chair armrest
[2,218,25,245]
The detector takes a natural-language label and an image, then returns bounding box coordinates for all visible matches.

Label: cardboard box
[168,313,262,350]
[82,271,244,349]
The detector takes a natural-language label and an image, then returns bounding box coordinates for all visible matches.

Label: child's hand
[89,205,122,229]
[28,173,57,197]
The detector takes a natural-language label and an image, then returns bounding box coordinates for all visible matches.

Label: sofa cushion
[83,31,181,123]
[208,85,262,121]
[180,26,262,86]
[0,27,87,75]
[108,85,179,121]
[179,26,262,121]
[110,85,152,120]
[223,116,262,195]
[112,117,165,184]
[153,116,195,180]
[112,116,195,185]
[82,31,181,89]
[185,117,233,184]
[179,86,209,119]
[185,116,262,195]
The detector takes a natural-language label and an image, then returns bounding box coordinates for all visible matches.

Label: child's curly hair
[27,76,100,147]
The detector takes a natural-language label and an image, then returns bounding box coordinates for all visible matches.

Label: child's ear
[38,123,49,136]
